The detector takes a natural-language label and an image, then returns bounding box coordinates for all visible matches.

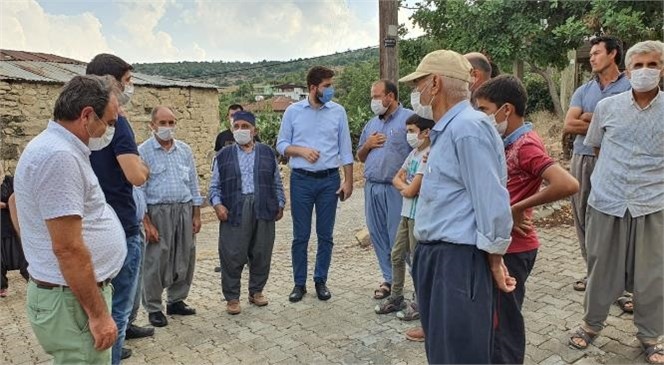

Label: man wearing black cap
[209,111,286,315]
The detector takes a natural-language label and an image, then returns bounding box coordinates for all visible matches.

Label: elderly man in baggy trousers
[139,106,203,328]
[569,40,664,365]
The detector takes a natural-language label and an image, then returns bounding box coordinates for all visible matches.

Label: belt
[293,168,339,178]
[31,277,112,290]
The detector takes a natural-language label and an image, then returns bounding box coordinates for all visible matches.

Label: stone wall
[0,80,220,198]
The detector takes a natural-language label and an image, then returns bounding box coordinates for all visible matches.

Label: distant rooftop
[0,50,218,90]
[245,95,295,113]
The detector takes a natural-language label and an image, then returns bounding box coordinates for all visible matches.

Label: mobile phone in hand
[338,190,346,202]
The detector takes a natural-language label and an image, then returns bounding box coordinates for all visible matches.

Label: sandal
[569,327,598,349]
[374,295,404,314]
[643,343,664,364]
[396,299,420,321]
[615,293,634,313]
[373,282,391,299]
[573,277,587,291]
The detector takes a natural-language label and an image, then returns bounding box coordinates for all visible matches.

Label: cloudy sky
[0,0,423,64]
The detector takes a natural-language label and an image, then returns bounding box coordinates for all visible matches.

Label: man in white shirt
[569,40,664,365]
[14,75,127,365]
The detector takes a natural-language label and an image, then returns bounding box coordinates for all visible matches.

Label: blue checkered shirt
[138,137,203,206]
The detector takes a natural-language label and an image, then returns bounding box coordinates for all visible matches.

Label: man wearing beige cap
[400,50,515,364]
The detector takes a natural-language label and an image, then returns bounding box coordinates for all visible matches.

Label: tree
[408,0,663,119]
[409,0,589,118]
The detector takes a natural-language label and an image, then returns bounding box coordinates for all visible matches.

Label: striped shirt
[138,137,203,206]
[585,90,664,217]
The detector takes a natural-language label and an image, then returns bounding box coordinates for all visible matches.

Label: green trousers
[26,280,113,365]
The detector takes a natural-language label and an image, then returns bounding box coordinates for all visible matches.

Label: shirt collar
[235,143,255,154]
[303,97,330,110]
[48,120,90,156]
[630,90,662,111]
[432,100,470,132]
[593,72,626,90]
[379,104,402,121]
[503,122,533,148]
[150,136,177,151]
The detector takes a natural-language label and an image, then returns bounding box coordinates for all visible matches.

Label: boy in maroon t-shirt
[475,75,580,364]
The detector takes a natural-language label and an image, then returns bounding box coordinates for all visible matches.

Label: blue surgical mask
[318,87,335,104]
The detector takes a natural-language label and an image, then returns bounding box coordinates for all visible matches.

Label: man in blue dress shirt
[276,66,354,303]
[399,50,515,364]
[356,79,414,300]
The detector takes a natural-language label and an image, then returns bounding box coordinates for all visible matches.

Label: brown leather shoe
[226,299,241,315]
[405,327,425,342]
[248,292,268,307]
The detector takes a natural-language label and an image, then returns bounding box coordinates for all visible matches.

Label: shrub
[523,73,555,114]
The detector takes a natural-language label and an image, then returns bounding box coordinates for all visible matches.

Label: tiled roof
[245,96,295,113]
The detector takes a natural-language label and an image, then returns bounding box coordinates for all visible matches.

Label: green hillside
[133,47,379,87]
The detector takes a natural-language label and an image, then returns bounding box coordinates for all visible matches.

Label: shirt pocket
[178,164,191,184]
[650,122,664,157]
[27,287,59,326]
[150,163,166,176]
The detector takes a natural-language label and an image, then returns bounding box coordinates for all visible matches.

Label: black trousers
[492,249,538,364]
[0,236,28,289]
[413,241,494,364]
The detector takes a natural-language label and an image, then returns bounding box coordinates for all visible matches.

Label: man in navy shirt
[87,53,151,364]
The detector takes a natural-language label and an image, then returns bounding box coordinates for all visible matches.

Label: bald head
[151,106,175,121]
[150,105,177,139]
[464,52,492,92]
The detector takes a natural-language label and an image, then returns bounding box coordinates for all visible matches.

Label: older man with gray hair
[139,106,203,328]
[399,50,515,364]
[14,75,126,364]
[569,40,664,365]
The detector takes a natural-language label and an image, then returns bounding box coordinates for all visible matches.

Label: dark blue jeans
[290,170,339,286]
[414,241,494,364]
[111,234,142,364]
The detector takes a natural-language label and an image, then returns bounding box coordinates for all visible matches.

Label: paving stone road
[0,188,650,364]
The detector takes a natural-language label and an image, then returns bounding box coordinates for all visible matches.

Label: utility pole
[379,0,399,84]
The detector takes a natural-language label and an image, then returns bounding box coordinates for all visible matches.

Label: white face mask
[488,105,508,136]
[371,98,388,116]
[233,129,252,145]
[86,112,114,151]
[406,132,422,148]
[119,83,134,105]
[629,68,662,92]
[155,126,175,141]
[410,80,434,120]
[89,125,114,151]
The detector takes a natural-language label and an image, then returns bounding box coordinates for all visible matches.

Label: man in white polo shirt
[14,75,127,365]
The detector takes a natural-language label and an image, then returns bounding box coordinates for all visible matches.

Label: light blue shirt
[132,187,147,222]
[585,90,664,218]
[414,100,513,254]
[276,99,354,171]
[569,73,631,156]
[138,137,203,206]
[208,145,286,208]
[358,105,414,183]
